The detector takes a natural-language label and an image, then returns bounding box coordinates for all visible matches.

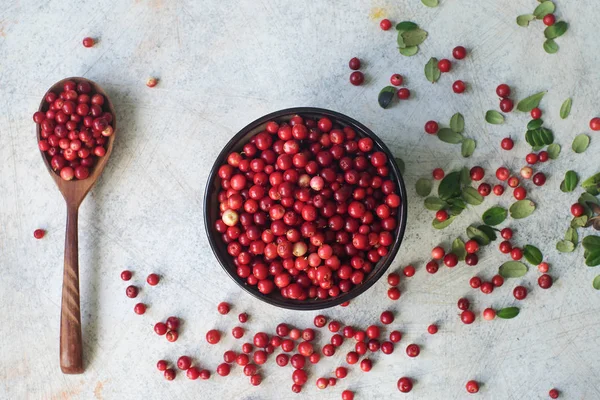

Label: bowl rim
[203,107,408,310]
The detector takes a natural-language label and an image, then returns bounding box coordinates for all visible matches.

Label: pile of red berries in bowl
[33,77,115,181]
[204,108,407,310]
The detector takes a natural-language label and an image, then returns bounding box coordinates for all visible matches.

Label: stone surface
[1,0,600,399]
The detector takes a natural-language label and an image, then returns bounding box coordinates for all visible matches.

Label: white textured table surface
[1,0,600,399]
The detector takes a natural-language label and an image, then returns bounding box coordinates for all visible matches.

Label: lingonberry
[360,358,373,372]
[146,273,160,286]
[322,344,336,356]
[508,176,520,188]
[590,117,600,131]
[329,320,341,332]
[238,312,248,323]
[156,360,168,371]
[483,308,496,320]
[380,18,392,30]
[571,203,584,217]
[217,302,230,315]
[367,339,380,352]
[367,324,381,339]
[125,285,138,298]
[350,71,364,86]
[380,311,394,325]
[388,287,401,300]
[480,281,494,294]
[543,13,556,26]
[166,330,178,342]
[457,298,470,310]
[314,315,327,328]
[426,261,439,274]
[343,326,355,339]
[403,265,416,277]
[154,322,168,335]
[538,262,549,273]
[397,377,413,393]
[291,354,306,369]
[177,355,192,370]
[336,366,348,379]
[293,369,308,385]
[520,167,533,179]
[216,363,231,377]
[166,317,179,331]
[526,153,539,164]
[496,167,510,181]
[493,185,504,196]
[452,80,466,93]
[438,58,452,72]
[276,353,289,367]
[453,46,467,59]
[432,168,445,180]
[397,88,410,99]
[134,303,146,315]
[381,341,394,354]
[316,377,328,389]
[496,84,511,98]
[533,172,546,186]
[250,374,262,386]
[478,183,491,196]
[427,324,438,334]
[206,329,221,344]
[82,37,95,47]
[346,351,359,364]
[120,270,132,281]
[253,350,268,364]
[390,74,404,86]
[514,186,526,200]
[444,253,458,267]
[432,246,445,260]
[291,384,302,393]
[511,247,523,260]
[164,368,176,381]
[501,137,514,150]
[501,228,513,240]
[425,120,439,134]
[406,343,420,357]
[538,274,553,289]
[388,272,400,286]
[500,98,514,112]
[33,229,46,239]
[499,240,512,254]
[390,330,402,342]
[513,285,528,300]
[342,390,355,400]
[492,274,504,287]
[436,210,449,222]
[539,151,549,162]
[461,310,475,324]
[465,240,479,254]
[531,107,542,119]
[348,57,361,70]
[232,326,244,339]
[236,353,250,366]
[146,77,158,88]
[465,253,478,266]
[466,380,479,393]
[549,388,559,399]
[254,332,269,347]
[470,277,482,288]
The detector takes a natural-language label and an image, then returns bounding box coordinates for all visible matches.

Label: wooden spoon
[36,77,116,374]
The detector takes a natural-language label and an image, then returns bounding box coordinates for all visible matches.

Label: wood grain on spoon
[36,77,116,374]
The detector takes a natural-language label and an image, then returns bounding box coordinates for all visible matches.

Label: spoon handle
[59,204,84,374]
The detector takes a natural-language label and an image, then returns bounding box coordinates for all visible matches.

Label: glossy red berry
[380,311,394,325]
[397,377,413,393]
[501,228,513,240]
[216,363,231,376]
[470,277,482,288]
[380,19,392,30]
[126,285,138,298]
[403,265,415,277]
[465,254,479,266]
[543,14,556,26]
[157,360,168,371]
[177,355,192,370]
[466,380,479,393]
[511,247,523,260]
[314,315,327,328]
[238,312,248,323]
[470,166,484,181]
[457,298,470,310]
[496,84,511,98]
[432,168,445,180]
[427,324,438,334]
[480,281,494,294]
[350,71,364,86]
[443,253,458,267]
[478,183,491,196]
[513,285,528,300]
[164,368,176,381]
[549,388,559,399]
[436,210,449,222]
[426,260,439,274]
[425,120,439,134]
[82,37,95,47]
[431,246,445,260]
[590,117,600,131]
[461,310,475,324]
[342,390,355,400]
[33,229,45,239]
[217,302,230,315]
[539,151,549,162]
[538,262,550,273]
[526,153,539,164]
[533,172,546,186]
[453,46,467,60]
[134,303,146,315]
[492,274,504,287]
[496,167,510,181]
[206,329,221,344]
[452,80,466,93]
[146,273,160,286]
[165,330,178,342]
[120,270,132,281]
[538,274,553,289]
[513,186,526,200]
[438,59,451,72]
[500,98,514,112]
[501,137,514,150]
[406,343,420,357]
[388,287,401,300]
[531,107,543,119]
[493,185,504,196]
[571,203,584,217]
[397,88,410,99]
[154,322,168,336]
[390,74,404,86]
[388,272,400,286]
[349,57,361,70]
[465,240,479,254]
[499,240,512,254]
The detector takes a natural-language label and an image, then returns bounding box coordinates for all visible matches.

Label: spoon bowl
[36,77,116,374]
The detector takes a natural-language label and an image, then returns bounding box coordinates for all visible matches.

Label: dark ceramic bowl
[204,108,407,310]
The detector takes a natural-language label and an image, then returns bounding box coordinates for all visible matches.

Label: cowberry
[543,14,556,26]
[513,285,528,300]
[493,185,504,196]
[453,46,467,59]
[538,274,553,289]
[436,210,449,222]
[349,57,361,70]
[469,277,482,288]
[466,380,479,393]
[500,98,514,112]
[511,247,523,260]
[478,183,491,196]
[427,324,438,334]
[496,84,511,98]
[425,120,439,134]
[483,308,496,320]
[461,310,475,324]
[432,168,445,180]
[438,59,451,72]
[571,203,584,217]
[501,228,513,240]
[496,167,510,181]
[531,108,542,119]
[549,388,559,399]
[403,265,416,277]
[397,88,410,99]
[397,377,413,393]
[452,80,466,93]
[513,186,526,200]
[380,19,392,30]
[350,71,364,86]
[590,117,600,131]
[470,166,484,181]
[501,137,514,150]
[390,74,404,86]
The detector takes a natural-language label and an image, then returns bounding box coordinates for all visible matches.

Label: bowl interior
[204,108,407,310]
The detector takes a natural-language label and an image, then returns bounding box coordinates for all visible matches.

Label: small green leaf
[432,215,455,229]
[452,238,467,261]
[416,178,433,197]
[497,307,520,319]
[517,14,535,27]
[421,0,439,7]
[586,249,600,267]
[447,198,466,216]
[437,128,464,144]
[485,110,504,125]
[399,46,419,56]
[571,215,589,228]
[378,86,397,109]
[424,197,447,211]
[395,158,406,174]
[547,143,561,159]
[560,171,578,193]
[582,173,600,196]
[499,261,528,278]
[593,275,600,290]
[582,236,600,251]
[527,119,543,130]
[572,134,590,153]
[545,21,568,39]
[565,227,578,244]
[510,200,536,219]
[460,167,472,187]
[461,138,476,158]
[438,171,461,200]
[540,128,554,145]
[560,98,572,119]
[402,28,428,47]
[533,1,555,18]
[482,206,508,226]
[556,240,576,253]
[396,21,419,32]
[425,57,441,83]
[450,113,465,133]
[517,91,547,112]
[467,226,491,246]
[478,225,497,241]
[544,39,559,54]
[462,186,484,205]
[523,245,543,265]
[579,192,600,207]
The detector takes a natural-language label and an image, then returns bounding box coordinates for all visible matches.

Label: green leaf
[560,171,578,193]
[547,143,561,159]
[582,236,600,251]
[523,245,543,265]
[450,113,465,133]
[560,98,572,119]
[416,178,433,197]
[540,128,554,145]
[395,158,406,174]
[447,198,466,216]
[402,28,428,47]
[586,249,600,267]
[572,134,590,153]
[556,240,576,253]
[399,46,419,56]
[396,21,419,32]
[517,91,547,112]
[545,21,568,39]
[579,192,600,208]
[571,215,589,228]
[510,200,536,219]
[462,186,484,205]
[544,39,559,54]
[482,206,508,226]
[593,275,600,290]
[460,167,472,187]
[424,57,441,83]
[432,216,455,229]
[478,225,497,241]
[438,128,464,144]
[533,1,555,18]
[452,238,467,261]
[497,307,520,319]
[461,138,476,158]
[378,86,396,109]
[438,171,461,200]
[424,197,447,211]
[517,14,535,27]
[485,110,504,125]
[527,119,543,130]
[499,261,528,278]
[467,226,491,246]
[582,173,600,196]
[421,0,439,7]
[565,227,578,244]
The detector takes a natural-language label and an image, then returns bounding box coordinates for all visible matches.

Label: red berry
[426,260,439,274]
[538,262,549,273]
[526,153,539,164]
[492,274,504,287]
[238,312,248,323]
[360,358,373,372]
[156,360,168,371]
[513,186,526,200]
[397,377,413,393]
[121,270,132,281]
[461,310,475,324]
[388,287,401,300]
[493,185,504,196]
[349,57,361,70]
[380,311,394,325]
[82,37,95,47]
[126,285,138,298]
[501,228,513,239]
[499,240,512,254]
[483,308,496,320]
[427,324,438,334]
[146,273,160,286]
[432,168,445,180]
[590,117,600,131]
[452,80,466,93]
[216,363,231,376]
[513,285,528,300]
[388,272,400,286]
[478,183,491,196]
[539,151,549,162]
[533,172,546,186]
[146,77,158,88]
[390,330,402,343]
[33,229,45,239]
[496,84,511,98]
[511,247,523,260]
[457,297,470,310]
[342,390,355,400]
[403,265,415,277]
[501,137,514,150]
[206,329,221,344]
[154,322,167,335]
[164,368,176,381]
[465,240,479,254]
[531,107,542,119]
[466,380,479,393]
[549,388,560,399]
[465,254,479,266]
[543,14,556,26]
[443,253,458,267]
[438,59,452,72]
[232,326,244,339]
[177,355,192,370]
[166,316,180,330]
[350,71,364,86]
[500,98,514,112]
[571,203,584,217]
[470,166,485,181]
[436,210,449,222]
[496,167,510,181]
[397,88,410,99]
[453,46,467,60]
[538,274,553,289]
[406,343,420,357]
[217,302,230,315]
[508,176,520,188]
[316,377,328,389]
[480,282,494,294]
[425,120,439,134]
[314,315,327,328]
[133,303,146,315]
[367,324,381,338]
[431,246,445,260]
[470,277,482,288]
[380,19,392,30]
[390,74,404,86]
